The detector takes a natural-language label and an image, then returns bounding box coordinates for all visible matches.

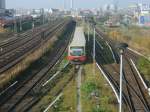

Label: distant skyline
[6,0,150,9]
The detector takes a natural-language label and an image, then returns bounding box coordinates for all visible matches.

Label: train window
[70,47,84,56]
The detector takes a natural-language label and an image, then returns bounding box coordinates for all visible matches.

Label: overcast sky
[6,0,150,9]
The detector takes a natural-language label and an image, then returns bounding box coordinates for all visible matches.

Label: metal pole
[43,14,44,25]
[119,53,123,112]
[88,24,90,42]
[32,20,35,33]
[14,18,17,35]
[93,28,95,60]
[42,9,44,25]
[19,16,22,32]
[93,28,96,75]
[14,10,17,35]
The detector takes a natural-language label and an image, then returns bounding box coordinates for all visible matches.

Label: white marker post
[43,93,63,112]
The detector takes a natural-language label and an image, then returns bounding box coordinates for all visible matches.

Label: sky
[6,0,150,9]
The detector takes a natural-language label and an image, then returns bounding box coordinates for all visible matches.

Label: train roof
[70,27,86,47]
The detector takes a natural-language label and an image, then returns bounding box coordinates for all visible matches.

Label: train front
[67,27,86,65]
[68,46,86,64]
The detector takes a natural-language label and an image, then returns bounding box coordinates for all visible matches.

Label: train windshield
[70,47,84,56]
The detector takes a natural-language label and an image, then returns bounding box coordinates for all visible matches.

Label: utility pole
[88,23,90,42]
[32,20,35,33]
[14,18,17,35]
[13,9,17,35]
[19,9,23,32]
[19,16,22,32]
[43,13,45,25]
[93,28,96,75]
[41,8,45,25]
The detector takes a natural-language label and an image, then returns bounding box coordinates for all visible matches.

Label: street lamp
[116,43,128,112]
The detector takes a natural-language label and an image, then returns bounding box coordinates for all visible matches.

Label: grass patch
[97,24,150,57]
[81,63,117,112]
[49,77,76,112]
[137,57,150,82]
[83,22,117,111]
[81,81,97,95]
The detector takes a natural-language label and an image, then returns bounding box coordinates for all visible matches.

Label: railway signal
[116,43,128,112]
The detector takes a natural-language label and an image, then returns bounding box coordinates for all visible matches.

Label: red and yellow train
[67,27,86,64]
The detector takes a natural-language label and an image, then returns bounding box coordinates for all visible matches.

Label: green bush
[138,57,150,76]
[81,81,97,94]
[92,106,111,112]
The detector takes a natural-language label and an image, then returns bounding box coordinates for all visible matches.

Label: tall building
[70,0,74,10]
[138,4,150,26]
[0,0,5,9]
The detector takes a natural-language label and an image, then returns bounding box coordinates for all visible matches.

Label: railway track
[17,63,74,112]
[12,22,75,112]
[0,20,76,112]
[0,22,50,49]
[41,65,81,112]
[41,64,76,112]
[0,19,67,74]
[95,41,150,112]
[94,41,133,112]
[123,54,150,111]
[0,20,59,48]
[89,27,150,111]
[0,20,68,100]
[0,23,52,56]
